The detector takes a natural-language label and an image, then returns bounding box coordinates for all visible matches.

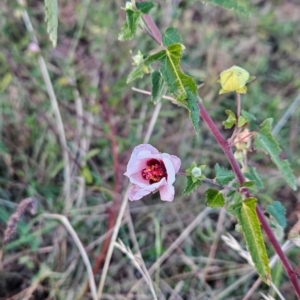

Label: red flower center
[141,159,167,184]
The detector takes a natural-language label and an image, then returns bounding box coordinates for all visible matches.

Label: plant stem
[237,93,241,118]
[134,4,300,298]
[199,101,300,299]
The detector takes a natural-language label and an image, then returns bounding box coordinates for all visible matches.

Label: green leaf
[118,8,142,41]
[183,176,202,196]
[205,189,225,208]
[241,110,257,130]
[162,27,182,47]
[215,163,235,185]
[144,50,166,64]
[238,115,247,127]
[135,1,155,14]
[127,9,142,33]
[242,181,255,188]
[230,198,271,284]
[241,180,258,193]
[45,0,58,47]
[201,0,249,15]
[145,43,200,133]
[255,119,296,190]
[127,65,145,83]
[223,109,236,129]
[266,201,287,229]
[245,166,264,189]
[241,110,256,122]
[151,71,166,104]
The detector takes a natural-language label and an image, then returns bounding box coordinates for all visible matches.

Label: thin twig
[19,3,71,209]
[272,93,300,136]
[42,213,97,300]
[217,239,292,300]
[202,207,226,281]
[114,240,158,300]
[128,207,212,295]
[126,207,155,293]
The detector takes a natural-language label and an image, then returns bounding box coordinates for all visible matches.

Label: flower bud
[191,167,202,178]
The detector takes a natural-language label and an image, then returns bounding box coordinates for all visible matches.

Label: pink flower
[124,144,181,202]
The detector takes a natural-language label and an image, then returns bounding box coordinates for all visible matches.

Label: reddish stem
[199,101,300,299]
[136,0,162,46]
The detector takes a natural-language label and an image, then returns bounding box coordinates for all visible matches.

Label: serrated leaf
[145,43,200,133]
[183,176,202,196]
[238,115,247,127]
[118,9,142,41]
[266,201,287,229]
[45,0,58,47]
[151,71,166,104]
[127,10,142,33]
[162,27,182,47]
[223,109,236,129]
[201,0,249,15]
[135,1,155,14]
[230,198,271,284]
[215,163,235,185]
[255,119,296,190]
[205,189,225,208]
[127,65,145,83]
[245,166,263,189]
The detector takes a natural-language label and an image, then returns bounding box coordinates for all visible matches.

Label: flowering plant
[124,144,181,201]
[116,2,300,297]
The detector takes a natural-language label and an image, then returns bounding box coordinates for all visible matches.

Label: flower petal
[126,171,149,187]
[128,179,166,201]
[161,153,176,184]
[219,66,250,94]
[159,183,175,202]
[170,155,181,173]
[125,144,159,176]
